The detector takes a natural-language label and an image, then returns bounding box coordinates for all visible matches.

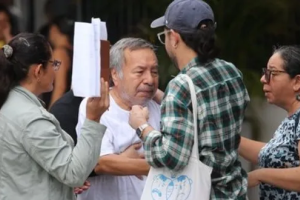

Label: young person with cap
[129,0,249,199]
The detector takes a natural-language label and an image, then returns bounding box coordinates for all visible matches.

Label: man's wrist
[136,123,149,138]
[141,126,153,140]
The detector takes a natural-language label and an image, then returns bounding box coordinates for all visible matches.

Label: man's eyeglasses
[157,30,171,45]
[262,68,287,83]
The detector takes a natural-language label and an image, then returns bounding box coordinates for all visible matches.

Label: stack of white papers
[72,18,108,97]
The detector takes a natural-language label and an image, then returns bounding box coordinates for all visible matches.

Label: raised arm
[23,117,106,187]
[130,93,194,171]
[22,79,109,187]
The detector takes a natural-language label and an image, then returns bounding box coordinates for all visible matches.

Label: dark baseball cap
[151,0,215,33]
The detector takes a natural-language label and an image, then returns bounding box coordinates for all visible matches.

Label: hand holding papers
[72,18,109,97]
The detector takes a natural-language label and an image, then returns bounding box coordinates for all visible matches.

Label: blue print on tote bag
[151,174,193,200]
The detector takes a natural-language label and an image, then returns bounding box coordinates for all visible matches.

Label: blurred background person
[0,3,18,47]
[42,15,75,109]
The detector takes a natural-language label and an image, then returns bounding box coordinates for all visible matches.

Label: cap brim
[150,16,165,28]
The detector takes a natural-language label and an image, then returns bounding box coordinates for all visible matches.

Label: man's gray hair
[110,37,156,78]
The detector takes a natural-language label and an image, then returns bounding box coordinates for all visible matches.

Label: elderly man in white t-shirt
[76,38,161,200]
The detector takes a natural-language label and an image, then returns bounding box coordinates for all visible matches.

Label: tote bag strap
[182,74,199,160]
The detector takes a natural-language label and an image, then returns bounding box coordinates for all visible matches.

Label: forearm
[239,136,266,164]
[257,168,300,192]
[135,94,193,171]
[24,118,105,187]
[143,130,192,171]
[66,119,106,185]
[94,155,150,176]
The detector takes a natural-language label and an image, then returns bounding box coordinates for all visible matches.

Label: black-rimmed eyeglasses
[262,68,287,83]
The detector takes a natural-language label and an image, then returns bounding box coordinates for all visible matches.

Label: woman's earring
[296,94,300,101]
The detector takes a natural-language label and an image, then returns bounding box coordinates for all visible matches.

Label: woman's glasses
[49,60,62,71]
[41,59,62,71]
[262,68,287,83]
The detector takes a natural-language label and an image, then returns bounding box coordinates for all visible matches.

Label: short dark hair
[0,33,51,108]
[0,3,12,22]
[273,45,300,78]
[49,15,75,45]
[177,19,218,64]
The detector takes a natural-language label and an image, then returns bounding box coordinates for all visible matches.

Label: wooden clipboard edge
[100,40,110,83]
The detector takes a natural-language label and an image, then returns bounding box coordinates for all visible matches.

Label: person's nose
[143,71,154,86]
[260,74,267,84]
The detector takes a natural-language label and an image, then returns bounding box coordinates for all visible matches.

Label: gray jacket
[0,87,106,200]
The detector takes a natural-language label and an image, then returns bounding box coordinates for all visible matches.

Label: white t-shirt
[76,95,161,200]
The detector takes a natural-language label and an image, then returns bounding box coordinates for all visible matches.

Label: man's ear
[170,30,180,48]
[111,68,119,86]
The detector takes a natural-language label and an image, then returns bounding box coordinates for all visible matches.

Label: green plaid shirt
[144,57,249,200]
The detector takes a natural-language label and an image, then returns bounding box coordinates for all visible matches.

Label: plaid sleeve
[143,84,194,171]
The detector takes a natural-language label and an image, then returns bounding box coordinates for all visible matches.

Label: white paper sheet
[100,21,108,40]
[92,18,101,97]
[72,18,107,98]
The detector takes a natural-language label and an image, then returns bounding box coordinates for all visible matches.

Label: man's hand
[86,78,110,122]
[129,105,149,129]
[153,89,164,104]
[121,142,144,159]
[248,169,261,188]
[74,181,91,195]
[121,142,146,180]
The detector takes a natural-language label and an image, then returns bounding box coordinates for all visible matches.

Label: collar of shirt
[13,86,46,108]
[179,56,200,75]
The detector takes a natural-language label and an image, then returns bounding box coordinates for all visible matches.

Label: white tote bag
[141,74,213,200]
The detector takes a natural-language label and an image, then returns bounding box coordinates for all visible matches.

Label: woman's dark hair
[50,15,75,45]
[0,32,51,108]
[273,45,300,78]
[177,19,218,64]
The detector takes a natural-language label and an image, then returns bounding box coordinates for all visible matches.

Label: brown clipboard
[100,40,110,83]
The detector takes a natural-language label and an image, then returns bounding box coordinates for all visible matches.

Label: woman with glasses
[239,45,300,199]
[0,33,110,200]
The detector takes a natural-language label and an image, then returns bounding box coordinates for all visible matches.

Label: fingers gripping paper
[72,18,110,97]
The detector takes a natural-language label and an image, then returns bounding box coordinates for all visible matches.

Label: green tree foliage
[90,0,300,96]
